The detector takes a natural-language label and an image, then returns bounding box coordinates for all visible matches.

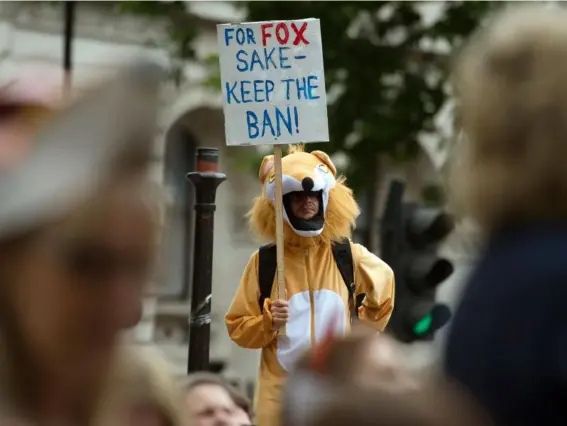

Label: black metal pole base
[186,171,226,374]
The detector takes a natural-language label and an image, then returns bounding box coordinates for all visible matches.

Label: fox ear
[312,150,337,176]
[259,155,274,184]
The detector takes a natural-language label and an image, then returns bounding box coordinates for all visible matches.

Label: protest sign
[217,19,329,146]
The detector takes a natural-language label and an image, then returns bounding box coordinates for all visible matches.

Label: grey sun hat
[0,61,165,239]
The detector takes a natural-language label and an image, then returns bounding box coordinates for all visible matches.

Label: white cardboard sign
[217,19,329,146]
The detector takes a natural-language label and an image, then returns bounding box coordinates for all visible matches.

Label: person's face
[290,192,319,220]
[186,384,237,426]
[3,176,156,390]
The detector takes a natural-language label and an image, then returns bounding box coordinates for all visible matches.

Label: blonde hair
[449,5,567,233]
[94,346,188,426]
[306,383,490,426]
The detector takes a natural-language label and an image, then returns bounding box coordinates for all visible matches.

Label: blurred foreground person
[292,324,418,392]
[228,390,253,426]
[181,372,253,426]
[0,63,162,425]
[95,346,187,426]
[446,5,567,426]
[282,327,489,426]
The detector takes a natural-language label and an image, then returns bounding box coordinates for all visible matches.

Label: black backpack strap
[258,244,277,312]
[331,238,358,318]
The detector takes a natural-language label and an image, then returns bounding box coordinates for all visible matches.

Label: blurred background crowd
[2,1,567,425]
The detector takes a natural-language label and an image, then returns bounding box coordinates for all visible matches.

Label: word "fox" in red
[261,22,309,47]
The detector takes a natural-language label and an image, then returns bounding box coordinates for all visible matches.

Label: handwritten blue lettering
[225,26,257,47]
[295,77,308,100]
[246,106,300,139]
[261,109,275,137]
[233,48,284,72]
[253,80,275,102]
[224,28,234,46]
[279,47,291,69]
[250,50,264,72]
[263,48,277,70]
[240,80,252,104]
[225,80,275,104]
[246,111,259,139]
[236,28,246,45]
[225,81,240,104]
[307,75,320,100]
[235,50,248,72]
[275,106,292,136]
[282,78,293,101]
[279,76,321,101]
[245,28,256,45]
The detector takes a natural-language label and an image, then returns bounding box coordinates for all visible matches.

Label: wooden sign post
[273,144,286,333]
[217,18,329,336]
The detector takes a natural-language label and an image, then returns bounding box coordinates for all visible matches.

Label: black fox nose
[301,177,314,192]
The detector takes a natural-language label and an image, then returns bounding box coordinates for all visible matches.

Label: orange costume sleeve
[225,251,278,349]
[352,243,395,331]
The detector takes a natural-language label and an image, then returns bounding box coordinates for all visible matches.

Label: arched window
[159,123,196,299]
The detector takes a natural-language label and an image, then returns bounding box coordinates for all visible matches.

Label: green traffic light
[413,313,433,335]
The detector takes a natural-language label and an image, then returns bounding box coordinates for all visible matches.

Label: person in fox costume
[225,144,395,426]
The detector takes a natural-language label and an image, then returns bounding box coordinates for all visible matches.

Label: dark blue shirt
[445,223,567,426]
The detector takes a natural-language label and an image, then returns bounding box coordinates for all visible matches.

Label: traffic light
[381,180,454,343]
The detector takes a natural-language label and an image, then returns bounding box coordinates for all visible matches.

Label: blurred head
[185,383,234,426]
[0,62,162,424]
[293,325,417,392]
[305,382,491,426]
[449,5,567,233]
[224,384,253,426]
[232,407,252,426]
[0,171,159,413]
[283,328,490,426]
[182,373,252,426]
[95,346,187,426]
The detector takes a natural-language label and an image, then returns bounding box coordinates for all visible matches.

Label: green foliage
[226,146,265,176]
[202,54,221,92]
[421,184,444,206]
[244,1,500,192]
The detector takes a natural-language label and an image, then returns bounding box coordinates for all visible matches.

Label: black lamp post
[186,148,226,373]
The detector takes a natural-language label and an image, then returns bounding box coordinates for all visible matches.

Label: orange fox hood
[248,145,360,246]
